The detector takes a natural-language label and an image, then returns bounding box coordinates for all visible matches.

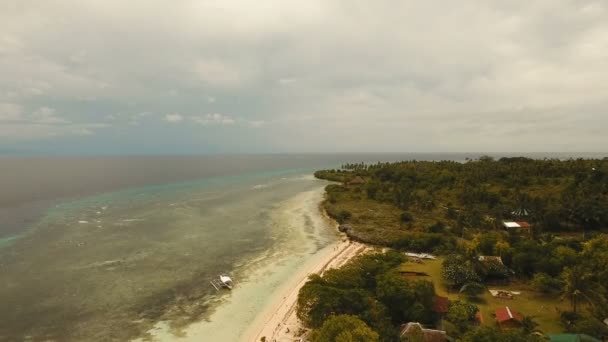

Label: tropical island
[293,157,608,341]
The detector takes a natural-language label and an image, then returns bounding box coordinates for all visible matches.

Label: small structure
[549,334,602,342]
[405,252,437,260]
[400,271,430,278]
[433,296,450,315]
[495,306,524,328]
[502,221,531,231]
[489,289,519,300]
[478,256,504,265]
[346,176,366,186]
[511,208,530,217]
[400,322,447,342]
[604,318,608,326]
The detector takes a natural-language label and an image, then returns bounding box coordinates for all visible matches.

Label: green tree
[375,271,435,324]
[560,266,597,313]
[310,315,379,342]
[442,255,481,289]
[459,326,544,342]
[445,301,478,336]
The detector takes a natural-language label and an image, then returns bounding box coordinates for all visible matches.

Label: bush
[336,210,352,223]
[531,273,563,293]
[310,315,379,342]
[400,211,414,223]
[426,221,445,233]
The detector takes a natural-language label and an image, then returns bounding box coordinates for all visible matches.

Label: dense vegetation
[297,252,437,341]
[298,157,608,341]
[317,157,608,247]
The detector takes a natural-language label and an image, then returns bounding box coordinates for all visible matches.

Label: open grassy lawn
[400,257,569,334]
[471,284,570,334]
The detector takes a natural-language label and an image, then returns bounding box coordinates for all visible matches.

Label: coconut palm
[560,266,598,313]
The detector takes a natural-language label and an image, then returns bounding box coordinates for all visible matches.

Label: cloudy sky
[1,1,607,154]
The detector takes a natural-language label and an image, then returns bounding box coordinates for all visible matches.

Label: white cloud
[31,107,70,124]
[165,113,183,123]
[0,103,22,121]
[194,59,253,88]
[192,113,236,126]
[1,1,607,152]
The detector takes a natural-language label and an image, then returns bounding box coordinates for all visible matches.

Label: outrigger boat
[210,274,233,290]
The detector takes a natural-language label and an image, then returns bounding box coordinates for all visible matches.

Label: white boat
[210,274,233,290]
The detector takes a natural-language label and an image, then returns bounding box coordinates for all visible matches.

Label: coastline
[241,210,369,342]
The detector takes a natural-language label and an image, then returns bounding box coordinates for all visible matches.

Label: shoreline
[241,204,369,342]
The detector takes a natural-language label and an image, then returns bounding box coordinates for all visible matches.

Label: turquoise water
[0,167,336,341]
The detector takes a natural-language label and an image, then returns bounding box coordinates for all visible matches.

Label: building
[478,256,504,265]
[400,322,447,342]
[346,176,366,186]
[502,221,531,231]
[432,296,450,315]
[495,306,523,328]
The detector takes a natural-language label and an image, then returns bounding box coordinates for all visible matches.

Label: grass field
[400,256,569,334]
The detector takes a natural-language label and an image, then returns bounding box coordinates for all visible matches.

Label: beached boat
[210,275,233,290]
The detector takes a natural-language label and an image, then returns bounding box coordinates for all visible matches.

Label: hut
[346,176,366,186]
[433,296,450,315]
[502,221,531,232]
[400,322,447,342]
[495,306,523,328]
[478,256,504,265]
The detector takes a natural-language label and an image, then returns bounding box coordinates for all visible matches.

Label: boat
[210,274,233,290]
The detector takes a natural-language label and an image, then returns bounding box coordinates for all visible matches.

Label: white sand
[242,240,369,342]
[134,188,368,342]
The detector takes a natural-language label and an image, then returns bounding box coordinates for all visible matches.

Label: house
[346,176,366,186]
[478,256,504,265]
[400,322,447,342]
[433,296,450,315]
[502,221,531,231]
[405,252,437,260]
[495,306,523,328]
[549,334,602,342]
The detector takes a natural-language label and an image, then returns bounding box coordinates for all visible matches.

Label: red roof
[495,306,523,323]
[433,296,450,314]
[516,221,531,228]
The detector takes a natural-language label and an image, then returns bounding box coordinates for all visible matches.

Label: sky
[1,0,607,155]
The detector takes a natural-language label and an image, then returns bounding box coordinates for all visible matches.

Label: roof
[549,334,602,342]
[495,306,523,323]
[347,176,366,185]
[433,296,449,314]
[511,208,530,216]
[502,221,531,229]
[405,252,437,260]
[400,323,447,342]
[478,256,504,264]
[503,221,521,228]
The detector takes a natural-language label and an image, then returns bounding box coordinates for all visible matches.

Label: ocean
[0,153,604,341]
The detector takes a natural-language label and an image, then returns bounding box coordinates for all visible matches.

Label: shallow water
[0,170,335,341]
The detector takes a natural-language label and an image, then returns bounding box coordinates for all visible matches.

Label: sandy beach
[242,239,369,342]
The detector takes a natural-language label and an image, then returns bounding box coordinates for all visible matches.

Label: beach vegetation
[310,315,379,342]
[309,157,608,340]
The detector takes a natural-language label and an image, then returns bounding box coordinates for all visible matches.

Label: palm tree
[560,266,598,313]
